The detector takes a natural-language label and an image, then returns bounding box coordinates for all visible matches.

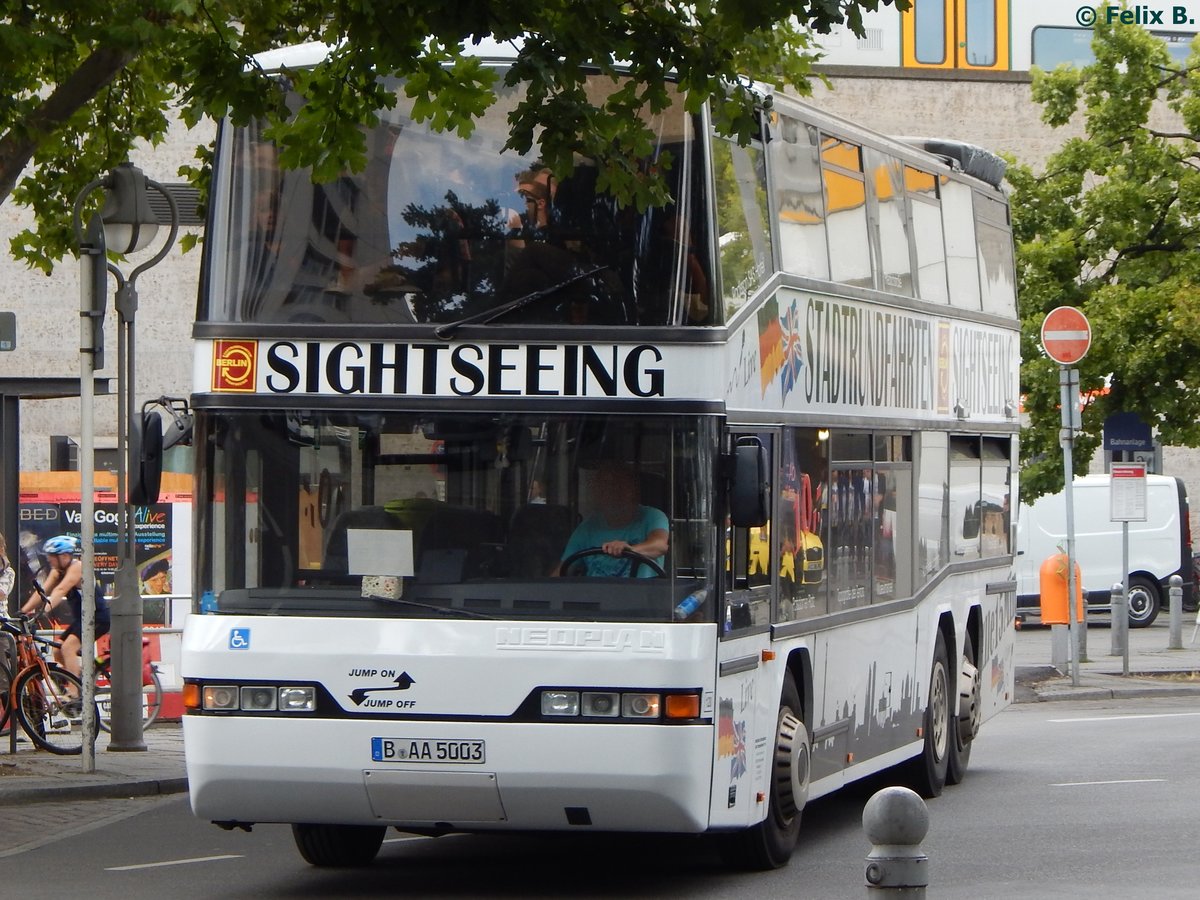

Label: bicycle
[93,635,163,731]
[0,613,89,754]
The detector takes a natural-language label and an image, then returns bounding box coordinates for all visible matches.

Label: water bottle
[674,588,707,621]
[200,589,217,614]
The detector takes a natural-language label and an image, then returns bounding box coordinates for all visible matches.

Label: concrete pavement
[0,722,185,805]
[2,614,1199,805]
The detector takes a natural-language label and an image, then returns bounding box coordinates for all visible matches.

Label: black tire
[905,629,950,798]
[292,823,386,867]
[0,660,12,735]
[15,666,85,755]
[1126,575,1160,628]
[724,672,809,870]
[946,630,980,786]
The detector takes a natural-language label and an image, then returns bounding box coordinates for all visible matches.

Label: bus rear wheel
[946,630,980,786]
[724,672,810,870]
[292,823,386,867]
[905,629,950,798]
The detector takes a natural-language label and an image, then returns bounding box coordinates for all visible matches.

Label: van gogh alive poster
[726,288,1019,423]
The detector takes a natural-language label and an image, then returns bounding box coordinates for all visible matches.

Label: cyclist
[20,535,111,680]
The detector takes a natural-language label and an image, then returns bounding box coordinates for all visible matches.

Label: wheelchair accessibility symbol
[229,628,251,650]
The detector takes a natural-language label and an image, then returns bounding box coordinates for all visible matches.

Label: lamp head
[100,163,160,254]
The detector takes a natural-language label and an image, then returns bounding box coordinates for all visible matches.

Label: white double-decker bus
[181,41,1018,870]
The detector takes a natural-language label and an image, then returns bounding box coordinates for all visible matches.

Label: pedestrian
[0,531,14,610]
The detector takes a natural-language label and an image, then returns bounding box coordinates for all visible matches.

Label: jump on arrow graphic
[350,672,415,705]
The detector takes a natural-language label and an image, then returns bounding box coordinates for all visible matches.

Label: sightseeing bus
[181,40,1019,870]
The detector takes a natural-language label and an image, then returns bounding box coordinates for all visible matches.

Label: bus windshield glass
[203,75,709,327]
[196,411,718,622]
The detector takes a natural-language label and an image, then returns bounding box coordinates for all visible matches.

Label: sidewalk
[1014,613,1200,702]
[0,722,186,805]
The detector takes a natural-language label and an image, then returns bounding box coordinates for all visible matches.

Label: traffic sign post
[1043,308,1092,685]
[1109,462,1146,671]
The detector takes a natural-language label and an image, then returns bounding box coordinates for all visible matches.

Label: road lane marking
[1048,712,1200,723]
[1050,779,1166,787]
[106,854,243,871]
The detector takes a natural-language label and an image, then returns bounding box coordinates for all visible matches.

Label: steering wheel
[559,546,666,578]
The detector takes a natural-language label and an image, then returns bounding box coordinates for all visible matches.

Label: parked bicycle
[93,634,163,731]
[0,612,89,754]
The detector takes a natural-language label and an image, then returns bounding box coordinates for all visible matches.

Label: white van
[1015,474,1194,627]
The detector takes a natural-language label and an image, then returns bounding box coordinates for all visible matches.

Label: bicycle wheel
[0,660,12,735]
[15,666,85,755]
[96,664,163,732]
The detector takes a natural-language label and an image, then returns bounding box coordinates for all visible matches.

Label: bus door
[712,429,776,828]
[902,0,1010,70]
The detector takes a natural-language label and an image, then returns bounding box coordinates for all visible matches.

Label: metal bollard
[1110,582,1125,657]
[1169,574,1183,650]
[1111,582,1129,675]
[863,786,928,897]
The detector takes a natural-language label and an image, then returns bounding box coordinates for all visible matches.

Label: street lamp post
[74,163,179,757]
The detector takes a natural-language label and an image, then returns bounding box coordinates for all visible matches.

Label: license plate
[371,737,486,764]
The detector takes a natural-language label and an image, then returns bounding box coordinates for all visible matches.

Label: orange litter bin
[1039,552,1084,624]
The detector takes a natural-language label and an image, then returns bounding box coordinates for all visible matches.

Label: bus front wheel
[724,672,809,870]
[292,823,386,867]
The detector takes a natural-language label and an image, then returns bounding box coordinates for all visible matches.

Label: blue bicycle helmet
[42,534,81,555]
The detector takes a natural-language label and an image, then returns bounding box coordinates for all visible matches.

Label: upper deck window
[203,76,710,328]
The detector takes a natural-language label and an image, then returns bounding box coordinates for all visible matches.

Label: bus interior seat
[416,506,504,582]
[505,504,577,577]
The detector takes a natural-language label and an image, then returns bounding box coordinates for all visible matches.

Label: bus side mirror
[730,439,768,527]
[129,410,164,506]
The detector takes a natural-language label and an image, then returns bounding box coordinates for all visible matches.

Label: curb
[1025,681,1200,703]
[0,775,188,806]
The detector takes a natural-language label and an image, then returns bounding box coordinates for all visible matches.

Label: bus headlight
[278,686,316,711]
[241,686,277,711]
[541,690,580,716]
[203,685,239,710]
[581,691,621,717]
[621,693,661,718]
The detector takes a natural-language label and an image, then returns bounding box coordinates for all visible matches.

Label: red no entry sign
[1041,306,1091,365]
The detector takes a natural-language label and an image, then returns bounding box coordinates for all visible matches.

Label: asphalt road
[5,694,1200,898]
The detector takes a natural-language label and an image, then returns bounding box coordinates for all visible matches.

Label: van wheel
[946,630,980,786]
[904,629,950,798]
[723,672,809,870]
[1127,576,1160,628]
[292,823,386,867]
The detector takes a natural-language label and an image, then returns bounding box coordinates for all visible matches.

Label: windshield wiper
[434,264,607,339]
[362,593,498,620]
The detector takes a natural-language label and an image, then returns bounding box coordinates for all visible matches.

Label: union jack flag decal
[780,300,805,400]
[730,720,747,780]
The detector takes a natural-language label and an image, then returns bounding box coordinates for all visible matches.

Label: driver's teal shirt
[561,505,669,576]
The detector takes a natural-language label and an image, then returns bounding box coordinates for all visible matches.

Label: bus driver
[558,461,669,577]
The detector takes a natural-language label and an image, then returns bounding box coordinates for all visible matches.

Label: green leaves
[1012,19,1200,499]
[0,0,901,269]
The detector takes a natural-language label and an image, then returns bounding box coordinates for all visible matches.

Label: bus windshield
[196,410,719,622]
[203,74,708,328]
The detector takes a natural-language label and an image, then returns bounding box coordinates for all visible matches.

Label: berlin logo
[213,340,258,392]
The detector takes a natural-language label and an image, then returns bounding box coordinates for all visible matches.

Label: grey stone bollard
[1110,582,1124,656]
[1169,574,1183,650]
[1111,583,1130,675]
[863,786,928,897]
